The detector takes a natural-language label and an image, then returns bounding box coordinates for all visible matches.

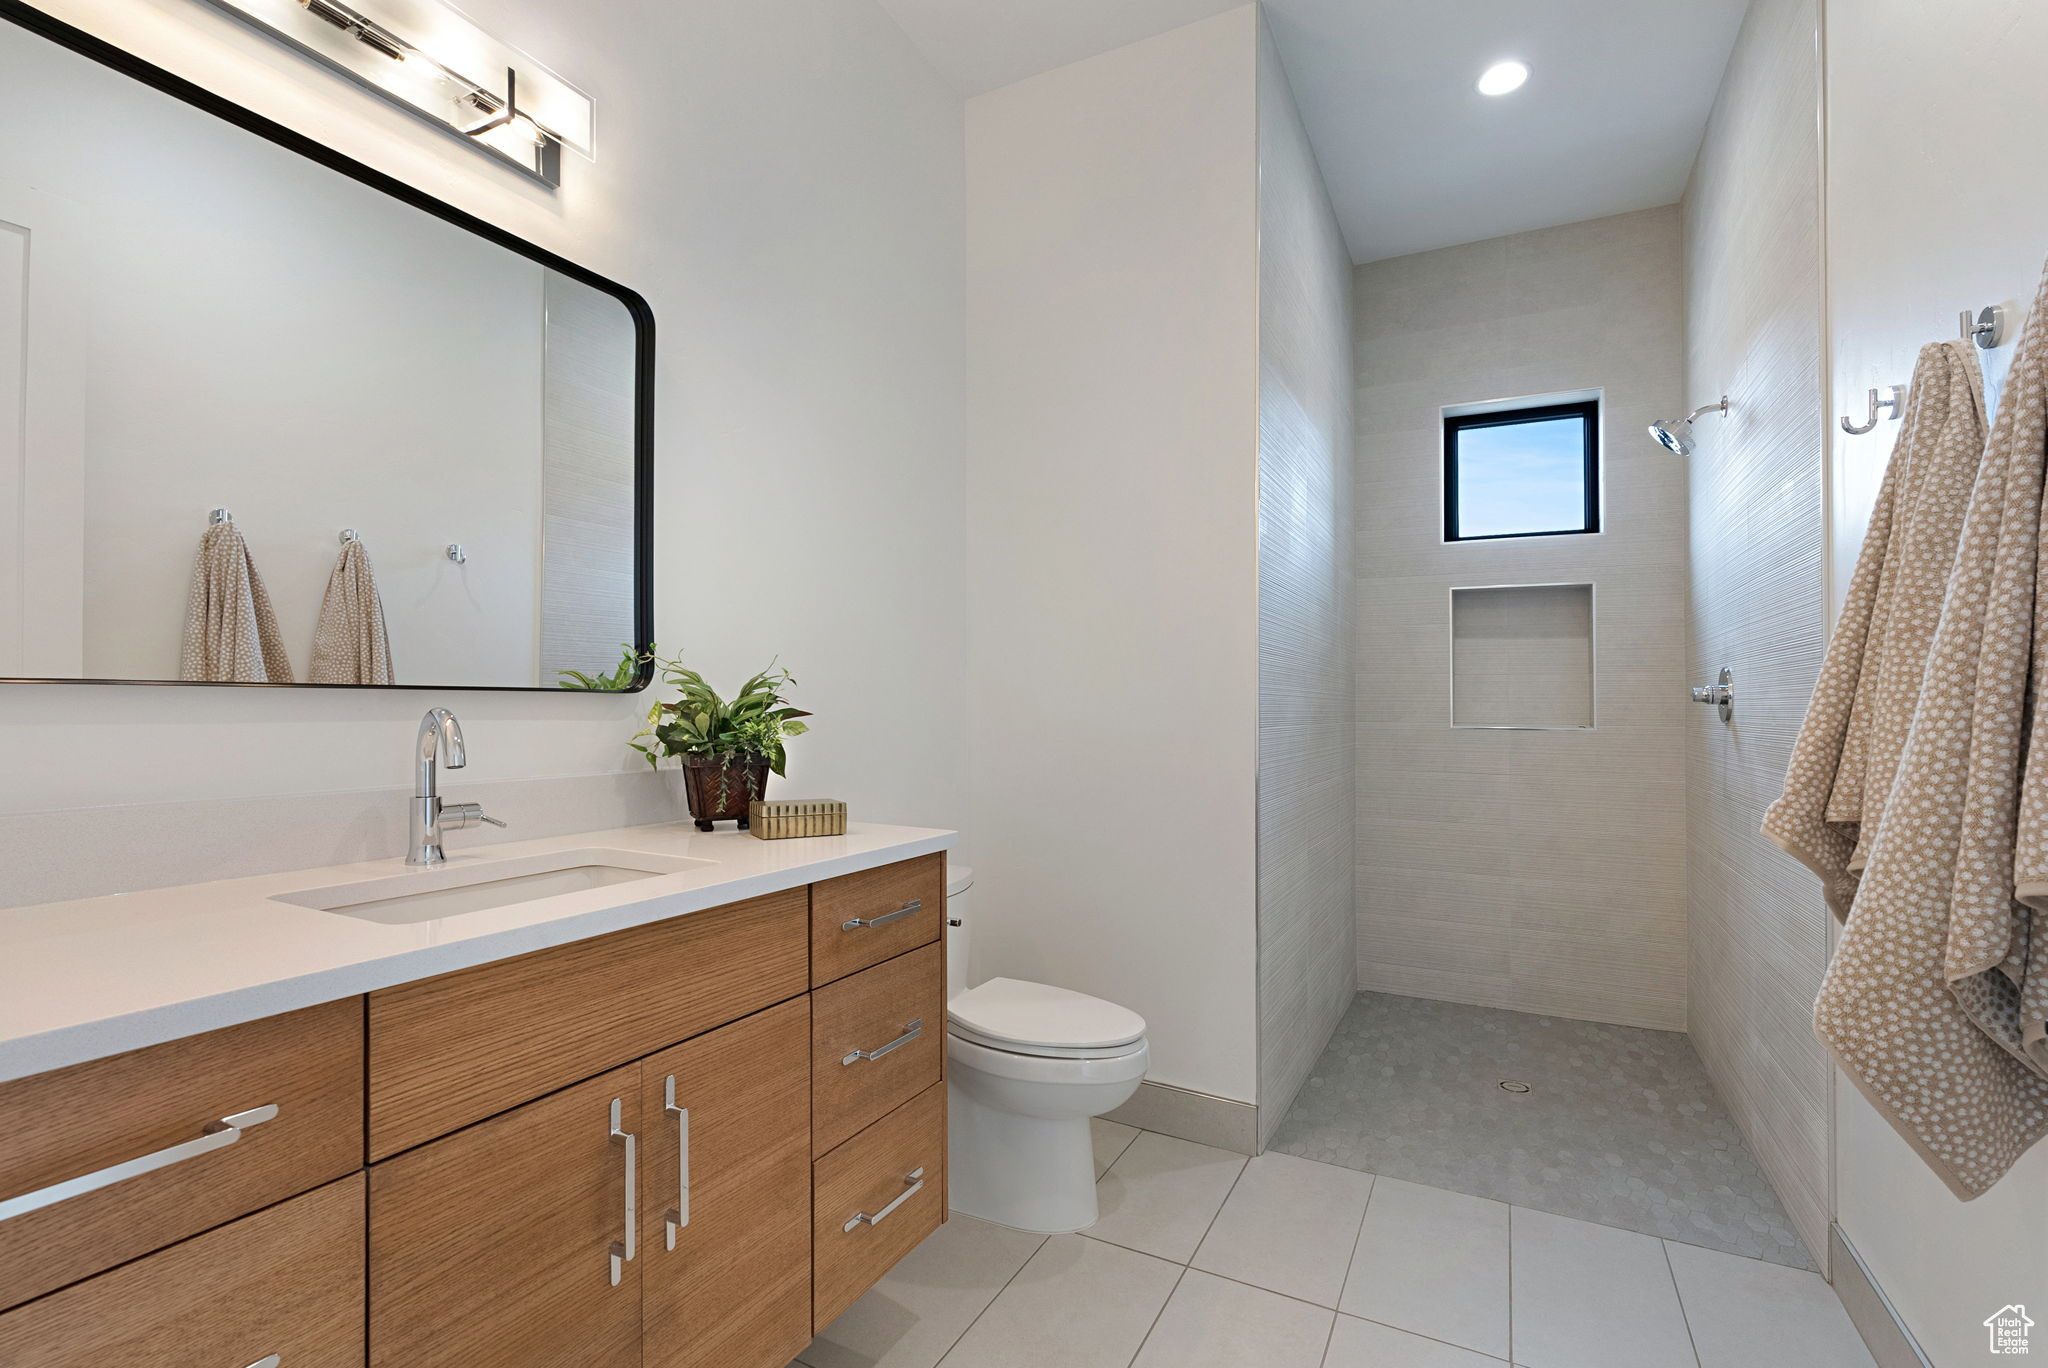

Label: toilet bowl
[944,867,1149,1234]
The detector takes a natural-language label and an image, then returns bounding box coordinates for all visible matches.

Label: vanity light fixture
[1476,59,1530,97]
[196,0,592,184]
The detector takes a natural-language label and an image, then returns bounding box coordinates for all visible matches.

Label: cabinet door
[641,997,811,1368]
[370,1065,642,1368]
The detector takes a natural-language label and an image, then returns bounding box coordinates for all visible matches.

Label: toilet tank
[945,864,974,1000]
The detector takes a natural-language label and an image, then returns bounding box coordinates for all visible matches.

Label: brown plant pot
[680,755,770,831]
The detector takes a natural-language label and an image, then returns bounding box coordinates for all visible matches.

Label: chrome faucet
[407,708,504,865]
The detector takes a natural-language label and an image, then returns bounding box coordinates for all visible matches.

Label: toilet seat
[946,977,1147,1060]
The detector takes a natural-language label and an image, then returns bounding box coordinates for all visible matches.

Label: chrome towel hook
[1841,385,1905,435]
[446,543,467,565]
[1962,305,2007,350]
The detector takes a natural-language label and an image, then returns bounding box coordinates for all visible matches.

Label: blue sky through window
[1454,416,1590,537]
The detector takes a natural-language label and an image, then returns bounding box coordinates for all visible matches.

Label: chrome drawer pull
[842,899,922,932]
[608,1097,636,1286]
[245,1357,282,1368]
[663,1074,690,1251]
[0,1103,279,1223]
[842,1020,922,1067]
[843,1168,925,1232]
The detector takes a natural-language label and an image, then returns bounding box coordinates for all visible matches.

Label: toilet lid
[946,977,1146,1052]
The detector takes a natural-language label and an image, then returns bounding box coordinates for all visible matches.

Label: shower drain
[1498,1080,1532,1094]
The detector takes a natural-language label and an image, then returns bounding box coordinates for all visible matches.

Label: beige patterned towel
[308,540,394,685]
[1763,340,1988,916]
[1807,262,2048,1198]
[179,521,293,683]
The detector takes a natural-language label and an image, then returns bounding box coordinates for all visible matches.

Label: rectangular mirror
[0,2,651,691]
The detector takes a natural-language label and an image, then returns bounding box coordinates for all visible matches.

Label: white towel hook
[1841,385,1905,435]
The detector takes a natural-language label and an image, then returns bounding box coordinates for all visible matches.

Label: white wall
[1253,14,1355,1145]
[964,8,1261,1104]
[1680,0,1832,1271]
[1352,206,1690,1031]
[1825,0,2048,1357]
[0,0,967,845]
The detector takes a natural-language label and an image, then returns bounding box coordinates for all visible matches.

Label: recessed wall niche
[1449,583,1595,729]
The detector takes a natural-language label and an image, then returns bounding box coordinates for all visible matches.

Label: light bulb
[1477,60,1530,97]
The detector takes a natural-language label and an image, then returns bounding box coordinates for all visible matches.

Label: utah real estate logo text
[1986,1305,2034,1355]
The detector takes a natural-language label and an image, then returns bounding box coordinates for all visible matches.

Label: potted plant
[628,648,811,831]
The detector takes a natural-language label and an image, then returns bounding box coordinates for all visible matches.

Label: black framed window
[1443,399,1600,541]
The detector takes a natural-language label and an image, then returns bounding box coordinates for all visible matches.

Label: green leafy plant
[630,647,811,807]
[557,644,649,691]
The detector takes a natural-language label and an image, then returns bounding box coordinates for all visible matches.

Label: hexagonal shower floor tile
[1264,991,1815,1269]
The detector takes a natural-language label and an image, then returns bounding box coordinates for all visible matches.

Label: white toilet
[944,866,1149,1233]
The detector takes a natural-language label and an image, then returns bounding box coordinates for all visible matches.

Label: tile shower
[1291,174,1813,1292]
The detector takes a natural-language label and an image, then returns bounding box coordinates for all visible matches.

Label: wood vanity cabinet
[640,997,813,1368]
[0,852,948,1368]
[369,1066,645,1368]
[0,1173,365,1368]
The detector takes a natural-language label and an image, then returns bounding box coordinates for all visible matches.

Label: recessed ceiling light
[1477,60,1530,97]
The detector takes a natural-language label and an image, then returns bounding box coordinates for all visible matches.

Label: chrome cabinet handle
[842,1019,923,1067]
[245,1357,282,1368]
[608,1097,636,1286]
[662,1074,689,1251]
[843,1167,925,1232]
[0,1103,279,1223]
[842,899,921,932]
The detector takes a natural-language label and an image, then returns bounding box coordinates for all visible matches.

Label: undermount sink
[272,848,711,925]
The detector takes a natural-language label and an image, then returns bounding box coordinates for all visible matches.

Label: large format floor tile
[1088,1132,1247,1262]
[800,1214,1046,1368]
[1129,1269,1332,1368]
[1324,1315,1507,1368]
[935,1234,1180,1368]
[1092,1118,1141,1178]
[1267,992,1814,1267]
[1191,1152,1374,1307]
[1509,1207,1696,1368]
[1340,1177,1510,1360]
[1665,1239,1875,1368]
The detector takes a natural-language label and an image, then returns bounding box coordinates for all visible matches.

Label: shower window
[1443,398,1600,541]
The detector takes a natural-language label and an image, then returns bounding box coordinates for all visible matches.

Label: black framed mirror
[0,0,652,692]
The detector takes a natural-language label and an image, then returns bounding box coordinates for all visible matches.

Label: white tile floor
[797,1120,1876,1368]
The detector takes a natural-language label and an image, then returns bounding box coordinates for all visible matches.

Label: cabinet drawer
[0,997,364,1310]
[812,943,944,1154]
[0,1172,364,1368]
[811,853,945,986]
[368,887,808,1158]
[813,1082,946,1328]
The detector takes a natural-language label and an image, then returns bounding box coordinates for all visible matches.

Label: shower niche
[1449,583,1595,729]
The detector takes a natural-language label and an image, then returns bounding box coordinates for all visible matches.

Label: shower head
[1648,398,1729,456]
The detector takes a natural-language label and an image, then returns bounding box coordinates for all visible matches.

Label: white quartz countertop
[0,820,954,1084]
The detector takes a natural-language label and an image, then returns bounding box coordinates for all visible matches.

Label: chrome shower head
[1648,398,1729,455]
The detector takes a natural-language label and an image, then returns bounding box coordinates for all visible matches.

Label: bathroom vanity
[0,826,952,1367]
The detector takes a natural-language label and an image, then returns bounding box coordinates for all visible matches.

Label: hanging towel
[1764,339,1988,916]
[1807,262,2048,1198]
[308,539,394,685]
[179,520,293,683]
